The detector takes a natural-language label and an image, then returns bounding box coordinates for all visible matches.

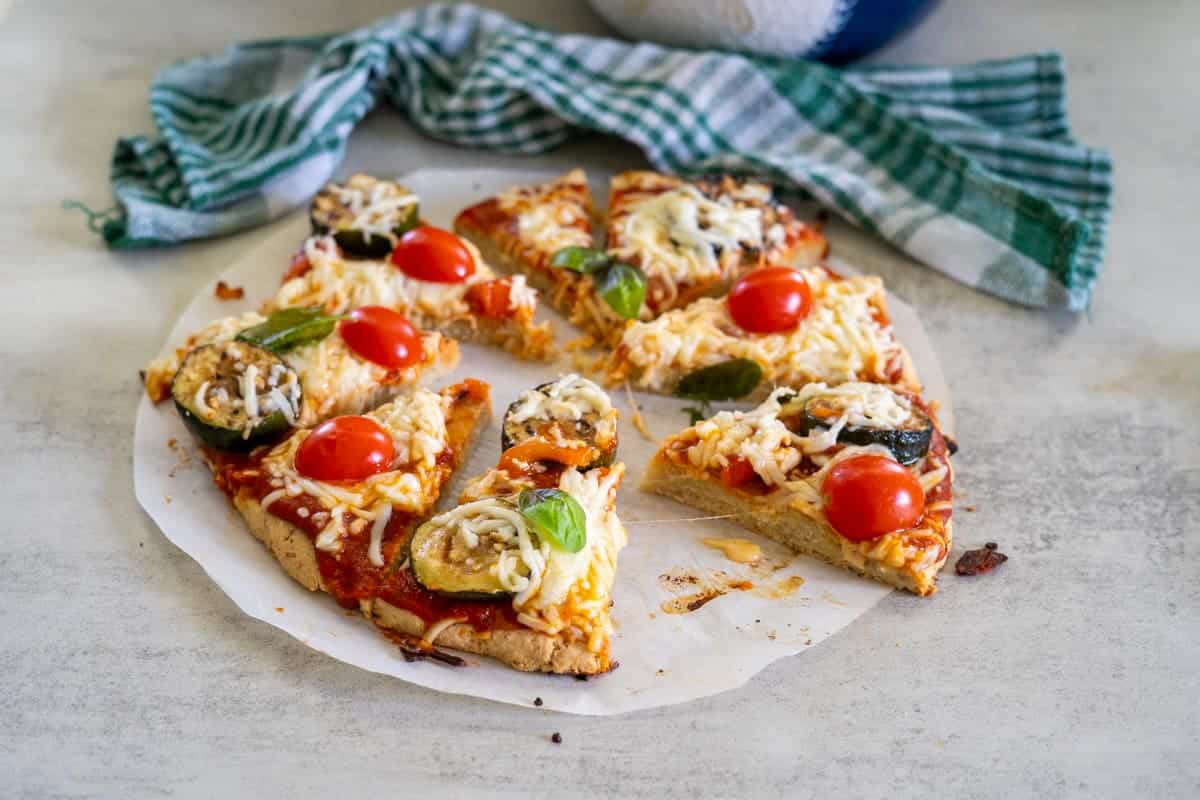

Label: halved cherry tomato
[338,306,422,370]
[727,267,812,334]
[295,416,396,482]
[390,225,475,283]
[465,279,512,318]
[719,456,757,488]
[497,440,592,473]
[283,252,312,283]
[820,455,925,542]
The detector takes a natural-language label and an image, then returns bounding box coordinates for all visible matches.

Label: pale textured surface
[1,1,1197,797]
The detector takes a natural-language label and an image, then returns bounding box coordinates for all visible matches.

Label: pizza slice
[204,381,491,609]
[641,382,953,595]
[364,374,627,674]
[453,169,632,346]
[608,265,917,402]
[272,224,554,362]
[143,306,459,451]
[605,170,827,317]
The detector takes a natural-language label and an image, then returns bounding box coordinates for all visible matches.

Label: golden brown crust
[362,600,607,675]
[640,454,949,596]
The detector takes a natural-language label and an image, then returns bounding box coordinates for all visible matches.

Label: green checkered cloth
[86,2,1111,310]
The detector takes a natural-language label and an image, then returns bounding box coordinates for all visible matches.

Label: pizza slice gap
[641,382,954,596]
[203,380,492,611]
[605,170,828,318]
[143,307,459,451]
[270,174,555,361]
[364,374,628,675]
[608,264,919,403]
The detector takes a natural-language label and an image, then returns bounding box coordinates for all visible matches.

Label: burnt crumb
[656,669,665,676]
[955,545,1008,576]
[964,505,978,513]
[551,732,562,744]
[755,619,761,624]
[214,280,245,301]
[533,697,543,707]
[945,436,960,455]
[574,674,589,682]
[138,542,143,548]
[138,369,146,385]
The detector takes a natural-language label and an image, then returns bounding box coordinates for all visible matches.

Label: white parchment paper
[134,169,952,715]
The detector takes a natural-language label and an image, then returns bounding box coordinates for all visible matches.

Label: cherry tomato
[390,226,475,283]
[719,456,757,488]
[727,267,812,334]
[282,252,312,283]
[465,279,512,318]
[339,306,422,370]
[295,416,396,482]
[821,455,925,542]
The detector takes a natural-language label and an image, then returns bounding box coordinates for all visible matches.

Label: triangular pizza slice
[271,175,554,361]
[365,374,627,674]
[203,381,491,607]
[143,306,459,450]
[642,382,954,595]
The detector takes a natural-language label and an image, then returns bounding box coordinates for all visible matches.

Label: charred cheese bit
[260,389,452,551]
[619,268,900,392]
[611,185,763,289]
[273,235,537,320]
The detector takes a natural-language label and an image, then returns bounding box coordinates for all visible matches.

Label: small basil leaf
[683,402,712,426]
[236,307,344,353]
[676,359,763,402]
[598,262,646,320]
[517,488,587,553]
[550,246,611,274]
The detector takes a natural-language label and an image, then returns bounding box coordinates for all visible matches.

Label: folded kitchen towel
[86,2,1112,310]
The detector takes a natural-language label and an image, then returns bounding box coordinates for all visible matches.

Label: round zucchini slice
[501,375,618,470]
[310,174,420,259]
[171,342,301,452]
[801,386,932,465]
[409,499,531,599]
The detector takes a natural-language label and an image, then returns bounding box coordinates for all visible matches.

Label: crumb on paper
[648,611,656,620]
[163,495,172,505]
[804,639,812,646]
[275,607,284,613]
[656,668,665,676]
[533,697,543,707]
[955,544,1008,576]
[550,732,562,744]
[964,505,978,513]
[167,437,178,449]
[767,630,777,641]
[214,280,245,300]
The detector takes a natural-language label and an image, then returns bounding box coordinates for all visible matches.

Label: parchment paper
[133,169,953,715]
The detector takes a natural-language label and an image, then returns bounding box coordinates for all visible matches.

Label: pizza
[454,169,827,346]
[143,306,459,450]
[275,193,554,361]
[641,382,954,595]
[605,170,827,316]
[608,265,917,402]
[365,374,627,674]
[204,381,491,617]
[453,169,632,345]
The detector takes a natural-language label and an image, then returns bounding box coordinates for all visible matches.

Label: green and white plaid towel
[85,2,1111,310]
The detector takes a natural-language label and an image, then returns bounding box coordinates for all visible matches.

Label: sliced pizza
[605,170,827,316]
[143,306,459,451]
[204,380,491,609]
[271,226,554,361]
[365,374,627,674]
[641,382,953,595]
[453,169,631,346]
[608,265,917,402]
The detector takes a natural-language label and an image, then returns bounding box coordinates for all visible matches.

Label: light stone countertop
[2,1,1196,797]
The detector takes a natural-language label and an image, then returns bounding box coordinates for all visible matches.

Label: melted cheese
[272,235,537,323]
[333,176,417,240]
[260,389,452,551]
[620,268,900,391]
[506,373,613,426]
[611,185,763,288]
[514,201,591,255]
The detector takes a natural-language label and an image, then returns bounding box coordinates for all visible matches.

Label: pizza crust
[362,600,608,675]
[640,454,950,596]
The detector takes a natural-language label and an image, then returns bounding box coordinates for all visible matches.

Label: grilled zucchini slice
[310,174,419,259]
[799,386,932,465]
[408,498,531,599]
[500,375,618,470]
[171,342,300,451]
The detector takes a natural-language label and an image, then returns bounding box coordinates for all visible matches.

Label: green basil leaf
[517,488,587,553]
[683,402,713,426]
[676,359,764,402]
[236,307,345,353]
[550,246,611,274]
[598,262,646,320]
